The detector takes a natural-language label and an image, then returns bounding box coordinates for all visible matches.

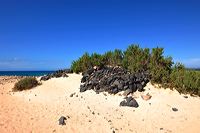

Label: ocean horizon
[0,71,55,76]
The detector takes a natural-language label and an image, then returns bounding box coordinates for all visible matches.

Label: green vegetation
[13,77,40,91]
[123,45,150,72]
[149,47,173,85]
[170,63,200,96]
[71,44,200,96]
[71,50,123,73]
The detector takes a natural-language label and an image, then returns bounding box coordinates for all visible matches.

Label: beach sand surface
[0,74,200,133]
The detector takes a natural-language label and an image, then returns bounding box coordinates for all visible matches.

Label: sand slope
[0,74,200,133]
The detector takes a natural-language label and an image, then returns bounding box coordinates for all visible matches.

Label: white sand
[0,74,200,133]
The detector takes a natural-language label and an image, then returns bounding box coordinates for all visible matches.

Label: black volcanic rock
[120,96,139,108]
[79,66,149,95]
[123,89,133,96]
[40,69,72,81]
[172,107,178,112]
[58,116,67,125]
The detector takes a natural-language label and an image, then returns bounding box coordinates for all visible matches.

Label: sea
[0,71,55,76]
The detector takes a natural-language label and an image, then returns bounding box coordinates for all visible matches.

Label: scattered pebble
[58,116,67,125]
[172,108,178,112]
[183,96,188,98]
[160,128,163,130]
[70,94,73,97]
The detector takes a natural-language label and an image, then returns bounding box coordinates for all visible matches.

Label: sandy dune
[0,74,200,133]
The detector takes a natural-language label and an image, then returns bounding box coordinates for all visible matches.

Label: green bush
[123,45,150,73]
[13,77,39,91]
[90,53,103,67]
[71,60,82,73]
[169,63,200,96]
[170,63,185,88]
[71,52,92,73]
[102,49,123,66]
[71,50,123,73]
[149,47,173,85]
[183,70,200,96]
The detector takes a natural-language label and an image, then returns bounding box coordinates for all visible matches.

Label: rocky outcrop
[80,66,149,94]
[40,69,73,81]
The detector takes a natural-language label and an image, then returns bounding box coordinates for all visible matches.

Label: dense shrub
[71,60,82,73]
[170,63,200,96]
[170,63,185,88]
[102,49,123,66]
[13,77,39,91]
[123,45,150,72]
[112,49,123,66]
[90,53,103,67]
[71,52,92,73]
[71,50,123,73]
[149,47,173,85]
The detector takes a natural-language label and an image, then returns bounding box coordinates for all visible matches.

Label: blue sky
[0,0,200,70]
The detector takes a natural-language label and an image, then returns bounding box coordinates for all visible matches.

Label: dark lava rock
[64,69,73,74]
[79,66,149,95]
[84,68,94,75]
[137,84,144,92]
[124,85,128,90]
[41,69,72,81]
[120,96,139,108]
[172,107,178,112]
[40,76,50,81]
[80,85,87,92]
[123,89,133,96]
[119,100,127,106]
[128,99,139,107]
[112,88,119,94]
[81,75,87,83]
[70,93,76,97]
[58,116,67,125]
